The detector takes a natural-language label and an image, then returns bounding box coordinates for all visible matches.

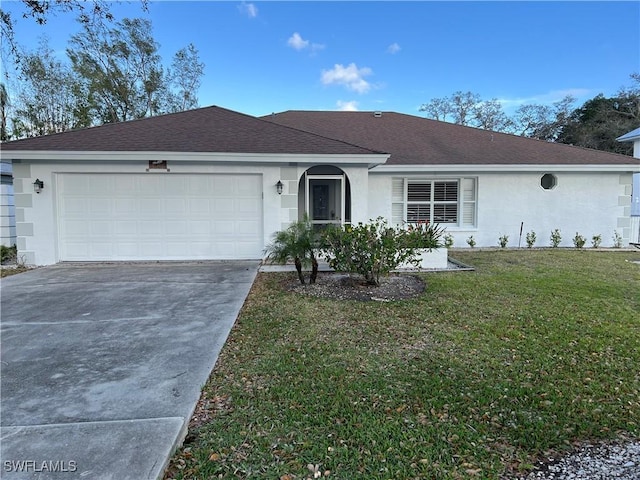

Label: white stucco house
[1,106,638,266]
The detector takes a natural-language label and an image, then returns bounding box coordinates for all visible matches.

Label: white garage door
[57,173,263,261]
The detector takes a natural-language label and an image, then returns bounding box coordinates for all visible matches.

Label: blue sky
[2,1,639,118]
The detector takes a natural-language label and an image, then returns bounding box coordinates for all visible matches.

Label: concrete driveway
[0,261,259,479]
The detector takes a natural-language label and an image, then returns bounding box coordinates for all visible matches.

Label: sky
[2,1,639,118]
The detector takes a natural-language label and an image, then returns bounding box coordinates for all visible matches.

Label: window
[392,177,477,227]
[540,173,557,190]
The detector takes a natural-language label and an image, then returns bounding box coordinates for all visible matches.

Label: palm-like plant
[264,215,319,284]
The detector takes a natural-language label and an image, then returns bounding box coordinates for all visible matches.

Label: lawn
[165,250,640,480]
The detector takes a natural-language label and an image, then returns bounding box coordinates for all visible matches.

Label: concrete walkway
[0,261,259,480]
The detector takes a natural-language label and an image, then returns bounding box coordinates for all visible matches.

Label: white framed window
[392,177,477,227]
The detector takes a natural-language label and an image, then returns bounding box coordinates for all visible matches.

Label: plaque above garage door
[56,173,263,261]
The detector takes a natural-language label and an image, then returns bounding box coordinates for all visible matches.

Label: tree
[12,38,90,137]
[512,103,553,137]
[166,44,205,112]
[67,18,165,123]
[473,98,513,132]
[0,83,8,141]
[1,1,147,61]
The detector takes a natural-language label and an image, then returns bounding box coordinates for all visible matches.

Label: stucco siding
[369,171,633,248]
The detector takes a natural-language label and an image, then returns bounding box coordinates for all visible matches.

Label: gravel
[513,439,640,479]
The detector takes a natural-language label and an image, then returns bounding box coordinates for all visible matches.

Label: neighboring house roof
[0,105,380,156]
[617,127,640,142]
[265,111,639,166]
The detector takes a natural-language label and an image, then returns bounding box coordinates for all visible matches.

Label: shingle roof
[265,111,639,166]
[0,105,380,155]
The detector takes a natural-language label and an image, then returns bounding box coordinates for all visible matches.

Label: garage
[56,173,263,261]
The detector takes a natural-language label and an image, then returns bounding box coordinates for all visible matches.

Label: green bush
[466,235,476,248]
[0,245,17,263]
[550,229,562,248]
[525,231,537,248]
[572,232,586,249]
[591,234,602,248]
[321,217,419,286]
[498,234,509,248]
[443,233,454,248]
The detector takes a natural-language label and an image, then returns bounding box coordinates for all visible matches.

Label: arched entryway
[298,166,351,229]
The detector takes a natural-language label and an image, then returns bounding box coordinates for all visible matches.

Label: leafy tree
[67,18,165,123]
[556,74,639,155]
[12,38,90,137]
[1,0,147,60]
[166,44,205,112]
[0,83,8,141]
[264,215,320,285]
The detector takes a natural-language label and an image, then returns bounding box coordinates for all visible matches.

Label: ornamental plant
[525,231,537,248]
[572,232,586,249]
[591,234,602,248]
[264,214,320,285]
[498,234,509,248]
[466,235,476,248]
[443,233,454,248]
[402,221,446,251]
[550,229,562,248]
[612,231,623,248]
[321,217,419,286]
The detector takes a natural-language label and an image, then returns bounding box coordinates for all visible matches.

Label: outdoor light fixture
[276,180,283,195]
[33,179,44,194]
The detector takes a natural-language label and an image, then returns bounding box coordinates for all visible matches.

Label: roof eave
[3,150,389,168]
[370,163,640,174]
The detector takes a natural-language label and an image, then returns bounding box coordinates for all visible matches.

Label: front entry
[300,166,351,229]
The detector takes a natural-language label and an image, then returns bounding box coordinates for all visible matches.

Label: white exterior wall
[10,156,379,265]
[368,170,635,248]
[12,161,287,265]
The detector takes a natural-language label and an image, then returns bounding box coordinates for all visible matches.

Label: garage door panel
[57,173,263,261]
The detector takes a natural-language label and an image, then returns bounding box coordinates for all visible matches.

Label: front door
[307,175,344,229]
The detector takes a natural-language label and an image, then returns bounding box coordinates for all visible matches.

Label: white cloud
[238,2,258,18]
[287,32,309,51]
[287,32,325,53]
[337,100,359,111]
[321,63,373,94]
[387,43,401,54]
[498,88,592,109]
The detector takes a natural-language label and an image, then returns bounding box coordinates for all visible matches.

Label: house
[1,106,638,265]
[617,127,640,242]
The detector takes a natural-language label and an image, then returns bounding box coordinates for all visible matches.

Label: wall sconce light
[276,180,283,195]
[33,179,44,194]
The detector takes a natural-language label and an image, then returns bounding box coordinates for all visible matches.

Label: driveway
[0,261,259,479]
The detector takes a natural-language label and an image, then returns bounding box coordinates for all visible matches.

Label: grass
[165,250,640,479]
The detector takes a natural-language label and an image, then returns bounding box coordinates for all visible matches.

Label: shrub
[264,215,320,285]
[591,234,602,248]
[612,231,623,248]
[321,217,419,286]
[0,245,17,263]
[443,233,454,249]
[525,231,536,248]
[466,235,476,248]
[403,221,446,250]
[572,232,586,249]
[498,234,509,248]
[550,229,562,248]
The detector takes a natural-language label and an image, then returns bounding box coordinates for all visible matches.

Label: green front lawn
[165,250,640,479]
